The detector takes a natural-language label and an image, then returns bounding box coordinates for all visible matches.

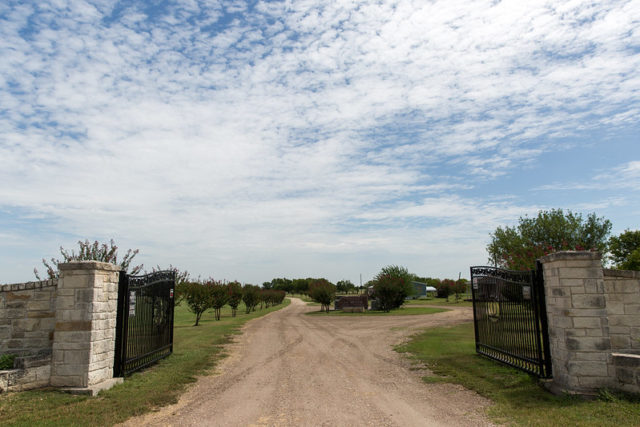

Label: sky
[1,0,639,285]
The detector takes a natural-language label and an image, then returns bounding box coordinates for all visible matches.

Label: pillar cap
[58,261,122,271]
[539,251,601,263]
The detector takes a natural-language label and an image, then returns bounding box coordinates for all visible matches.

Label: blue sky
[1,0,639,285]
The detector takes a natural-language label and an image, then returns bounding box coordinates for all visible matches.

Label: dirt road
[125,298,492,426]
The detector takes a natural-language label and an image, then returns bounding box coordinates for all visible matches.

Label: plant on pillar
[34,239,143,280]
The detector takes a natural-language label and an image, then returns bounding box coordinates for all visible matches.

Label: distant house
[409,281,437,299]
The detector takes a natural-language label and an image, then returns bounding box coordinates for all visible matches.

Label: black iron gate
[470,262,552,378]
[114,270,176,377]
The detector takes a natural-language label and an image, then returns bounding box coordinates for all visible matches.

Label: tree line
[177,279,286,326]
[262,277,361,295]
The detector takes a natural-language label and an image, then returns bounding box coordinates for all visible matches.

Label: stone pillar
[50,261,123,394]
[539,251,614,394]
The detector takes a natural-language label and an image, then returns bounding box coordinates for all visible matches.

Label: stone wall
[540,251,640,395]
[335,295,368,310]
[1,262,123,395]
[603,269,640,354]
[0,279,57,356]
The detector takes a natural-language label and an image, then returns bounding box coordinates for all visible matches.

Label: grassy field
[0,300,290,426]
[404,296,473,307]
[306,307,448,316]
[289,293,319,305]
[396,322,640,426]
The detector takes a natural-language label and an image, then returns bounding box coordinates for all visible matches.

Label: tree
[206,280,229,321]
[336,280,356,294]
[227,281,243,317]
[453,279,468,302]
[152,265,190,306]
[307,279,336,312]
[371,265,414,312]
[35,239,143,280]
[292,278,309,295]
[609,230,640,271]
[437,279,453,299]
[487,209,612,270]
[183,281,211,326]
[270,278,293,293]
[242,284,260,314]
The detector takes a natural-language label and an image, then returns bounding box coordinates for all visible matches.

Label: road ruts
[121,298,493,427]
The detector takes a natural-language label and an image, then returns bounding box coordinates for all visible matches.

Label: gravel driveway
[123,298,493,426]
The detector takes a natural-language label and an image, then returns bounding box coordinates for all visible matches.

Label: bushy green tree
[372,265,414,312]
[609,230,640,271]
[308,279,336,312]
[292,278,310,295]
[206,280,229,321]
[259,289,286,307]
[270,278,293,293]
[183,281,211,326]
[227,281,243,317]
[453,279,468,301]
[35,239,143,280]
[436,279,452,298]
[242,284,260,314]
[336,280,356,294]
[487,209,612,270]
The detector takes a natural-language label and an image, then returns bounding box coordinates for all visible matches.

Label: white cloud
[0,0,639,283]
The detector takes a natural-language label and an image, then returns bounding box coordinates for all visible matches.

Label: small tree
[453,279,468,302]
[183,281,211,326]
[242,284,260,314]
[35,239,143,279]
[307,279,336,312]
[227,281,243,317]
[206,280,229,321]
[336,279,356,294]
[609,230,640,271]
[438,279,455,299]
[371,265,414,311]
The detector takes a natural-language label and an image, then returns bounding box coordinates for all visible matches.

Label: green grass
[404,296,473,307]
[289,293,321,305]
[396,322,640,426]
[0,299,290,426]
[306,307,448,316]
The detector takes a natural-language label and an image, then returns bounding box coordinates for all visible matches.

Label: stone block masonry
[540,251,640,395]
[1,261,123,395]
[0,279,57,356]
[50,261,121,389]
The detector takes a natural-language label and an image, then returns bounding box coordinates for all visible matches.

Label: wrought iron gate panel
[114,270,175,377]
[470,262,552,378]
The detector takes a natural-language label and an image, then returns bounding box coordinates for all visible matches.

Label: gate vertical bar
[536,260,552,378]
[169,279,175,353]
[114,271,129,377]
[470,267,480,353]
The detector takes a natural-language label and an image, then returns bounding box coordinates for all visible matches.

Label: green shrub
[227,281,243,317]
[0,354,15,370]
[183,281,211,326]
[372,265,414,312]
[242,284,260,314]
[206,280,229,321]
[307,279,336,312]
